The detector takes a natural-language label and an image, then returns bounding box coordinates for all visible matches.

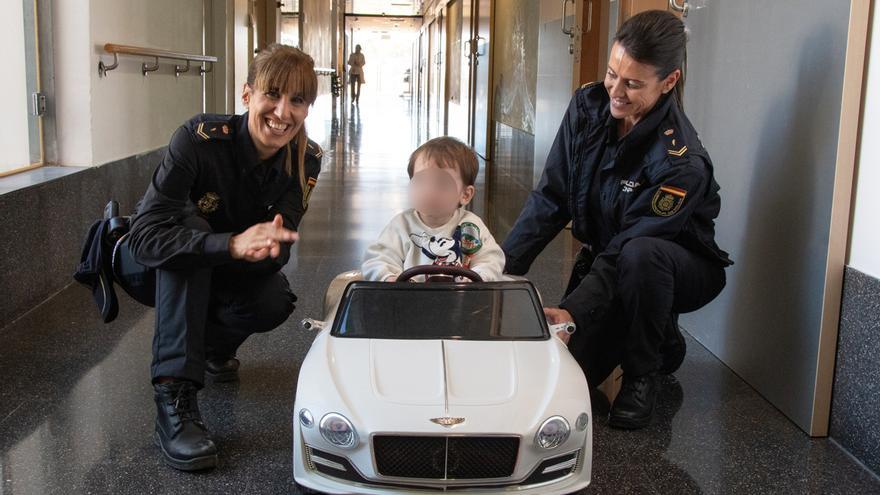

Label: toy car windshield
[331,282,550,340]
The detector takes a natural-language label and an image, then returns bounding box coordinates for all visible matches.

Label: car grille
[373,435,519,480]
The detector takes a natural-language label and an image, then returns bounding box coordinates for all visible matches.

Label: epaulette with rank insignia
[661,126,688,162]
[580,80,603,90]
[306,139,323,159]
[194,120,234,141]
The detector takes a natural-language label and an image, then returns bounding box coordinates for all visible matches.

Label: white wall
[52,0,94,167]
[848,5,880,279]
[90,0,204,166]
[52,0,204,167]
[1,0,33,172]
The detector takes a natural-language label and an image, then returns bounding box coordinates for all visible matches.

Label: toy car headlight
[320,413,358,449]
[535,416,570,449]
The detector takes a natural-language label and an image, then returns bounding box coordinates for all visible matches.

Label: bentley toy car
[293,265,592,494]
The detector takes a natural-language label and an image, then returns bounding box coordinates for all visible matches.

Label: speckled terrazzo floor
[1,94,878,495]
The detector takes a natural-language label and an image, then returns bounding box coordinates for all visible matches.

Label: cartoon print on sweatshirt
[409,222,484,268]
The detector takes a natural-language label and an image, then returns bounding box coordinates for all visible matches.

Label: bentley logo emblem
[430,417,465,427]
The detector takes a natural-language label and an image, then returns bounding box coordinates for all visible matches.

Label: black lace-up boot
[205,357,240,383]
[153,380,218,471]
[609,372,659,430]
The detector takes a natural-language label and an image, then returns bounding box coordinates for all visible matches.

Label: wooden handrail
[98,43,218,77]
[104,43,218,63]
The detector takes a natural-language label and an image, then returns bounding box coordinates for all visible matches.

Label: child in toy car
[362,136,505,282]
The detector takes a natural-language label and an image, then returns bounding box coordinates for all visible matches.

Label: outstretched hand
[229,214,299,262]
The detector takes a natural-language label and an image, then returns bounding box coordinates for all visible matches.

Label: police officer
[121,44,322,470]
[502,11,732,430]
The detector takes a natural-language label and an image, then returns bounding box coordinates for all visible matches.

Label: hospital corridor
[1,0,880,493]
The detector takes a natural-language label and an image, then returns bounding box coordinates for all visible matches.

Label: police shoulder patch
[302,176,318,210]
[194,120,234,141]
[651,185,687,217]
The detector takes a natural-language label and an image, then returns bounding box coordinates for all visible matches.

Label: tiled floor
[0,94,878,494]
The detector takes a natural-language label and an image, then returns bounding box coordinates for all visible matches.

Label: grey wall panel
[679,1,850,432]
[0,151,160,329]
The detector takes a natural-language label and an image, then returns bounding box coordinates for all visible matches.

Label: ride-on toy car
[293,265,592,494]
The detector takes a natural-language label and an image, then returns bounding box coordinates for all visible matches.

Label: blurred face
[604,42,680,127]
[242,83,309,160]
[409,155,475,221]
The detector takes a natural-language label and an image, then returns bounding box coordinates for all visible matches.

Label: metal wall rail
[98,43,218,77]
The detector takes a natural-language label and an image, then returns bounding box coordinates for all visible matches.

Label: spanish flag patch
[303,176,318,209]
[651,185,687,216]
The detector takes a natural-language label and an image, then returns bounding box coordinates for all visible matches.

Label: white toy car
[293,265,592,494]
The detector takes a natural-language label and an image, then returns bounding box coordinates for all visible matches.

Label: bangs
[250,46,318,104]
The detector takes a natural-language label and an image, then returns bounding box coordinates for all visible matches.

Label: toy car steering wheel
[397,265,484,283]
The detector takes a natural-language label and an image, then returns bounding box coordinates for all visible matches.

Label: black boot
[154,381,218,471]
[659,315,686,375]
[206,357,240,383]
[609,373,659,430]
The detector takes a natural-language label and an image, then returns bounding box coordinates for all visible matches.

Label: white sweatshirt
[362,208,506,282]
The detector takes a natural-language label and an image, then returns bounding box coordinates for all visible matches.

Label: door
[444,0,472,143]
[470,0,492,158]
[418,28,430,141]
[428,12,446,138]
[619,0,674,21]
[532,0,579,186]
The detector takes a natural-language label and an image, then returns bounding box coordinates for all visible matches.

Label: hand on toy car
[544,307,576,344]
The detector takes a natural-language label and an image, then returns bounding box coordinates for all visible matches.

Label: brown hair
[407,137,479,187]
[247,43,318,186]
[614,10,687,110]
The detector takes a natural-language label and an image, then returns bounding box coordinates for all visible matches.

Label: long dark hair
[614,10,687,110]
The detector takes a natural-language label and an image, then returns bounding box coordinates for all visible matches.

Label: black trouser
[565,237,726,386]
[118,216,296,386]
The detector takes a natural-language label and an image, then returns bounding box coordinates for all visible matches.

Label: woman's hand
[230,214,299,262]
[544,307,575,344]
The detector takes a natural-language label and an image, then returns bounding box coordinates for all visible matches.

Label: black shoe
[609,373,659,430]
[206,357,240,383]
[659,315,686,375]
[154,381,218,471]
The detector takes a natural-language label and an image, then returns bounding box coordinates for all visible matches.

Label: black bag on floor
[74,201,156,322]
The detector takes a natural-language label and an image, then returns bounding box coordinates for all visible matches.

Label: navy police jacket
[128,113,322,276]
[502,82,731,324]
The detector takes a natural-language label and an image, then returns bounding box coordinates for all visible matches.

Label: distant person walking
[347,45,366,104]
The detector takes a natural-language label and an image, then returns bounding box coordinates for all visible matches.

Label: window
[1,0,43,176]
[333,282,550,341]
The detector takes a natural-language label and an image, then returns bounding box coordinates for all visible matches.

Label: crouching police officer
[502,11,732,430]
[118,44,322,470]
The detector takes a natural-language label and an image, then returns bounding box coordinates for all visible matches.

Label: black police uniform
[502,82,732,387]
[123,112,322,386]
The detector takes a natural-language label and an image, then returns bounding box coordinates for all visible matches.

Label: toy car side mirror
[301,318,325,332]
